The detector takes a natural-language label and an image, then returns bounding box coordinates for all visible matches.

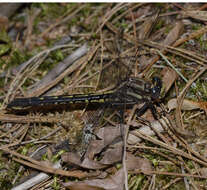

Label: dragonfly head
[151,77,162,100]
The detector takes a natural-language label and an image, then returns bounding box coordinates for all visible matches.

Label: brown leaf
[64,184,104,190]
[0,16,8,30]
[63,168,125,190]
[86,126,122,159]
[163,21,184,46]
[200,168,207,177]
[127,120,164,145]
[161,67,177,93]
[0,3,23,18]
[138,55,149,71]
[167,98,207,112]
[62,126,124,169]
[61,152,108,170]
[99,141,123,165]
[126,153,152,172]
[138,11,159,40]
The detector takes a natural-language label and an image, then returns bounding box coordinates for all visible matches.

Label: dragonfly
[6,31,162,118]
[7,76,162,119]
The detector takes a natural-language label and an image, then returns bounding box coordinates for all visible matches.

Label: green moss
[91,32,98,39]
[51,49,64,61]
[152,158,159,167]
[186,160,194,169]
[0,179,13,190]
[21,146,29,155]
[52,150,65,163]
[155,19,165,31]
[81,4,92,18]
[18,143,33,156]
[0,30,11,44]
[191,23,202,31]
[51,176,61,190]
[129,174,146,190]
[0,44,10,56]
[188,78,207,100]
[39,3,68,18]
[115,21,123,28]
[70,17,79,25]
[154,3,165,9]
[42,152,48,161]
[9,49,31,67]
[38,49,64,72]
[0,30,12,56]
[32,3,76,34]
[120,22,128,29]
[164,25,171,34]
[0,160,20,189]
[201,40,207,50]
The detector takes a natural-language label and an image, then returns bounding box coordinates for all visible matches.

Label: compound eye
[151,86,161,99]
[152,88,156,94]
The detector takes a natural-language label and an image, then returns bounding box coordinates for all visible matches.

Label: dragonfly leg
[118,109,124,124]
[150,104,158,120]
[136,102,150,117]
[136,102,159,120]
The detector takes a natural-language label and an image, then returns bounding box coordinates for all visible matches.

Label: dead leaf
[61,126,124,169]
[61,152,108,169]
[163,21,184,46]
[138,11,159,40]
[138,55,149,71]
[63,168,125,190]
[64,184,104,190]
[126,153,152,172]
[0,16,8,30]
[127,120,164,145]
[200,168,207,177]
[86,126,122,159]
[99,141,123,165]
[161,67,177,94]
[168,98,207,112]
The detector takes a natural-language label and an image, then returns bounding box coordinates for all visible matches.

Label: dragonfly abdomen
[7,93,113,109]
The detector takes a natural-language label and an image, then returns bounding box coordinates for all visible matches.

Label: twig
[26,43,89,96]
[132,130,207,167]
[157,50,188,83]
[175,65,207,136]
[129,169,207,179]
[11,161,62,190]
[96,3,127,33]
[40,4,86,38]
[0,147,92,178]
[122,124,129,190]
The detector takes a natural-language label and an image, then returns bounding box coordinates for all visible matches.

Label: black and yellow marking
[7,92,116,110]
[7,77,162,115]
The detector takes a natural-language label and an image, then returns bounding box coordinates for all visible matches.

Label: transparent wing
[96,30,137,92]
